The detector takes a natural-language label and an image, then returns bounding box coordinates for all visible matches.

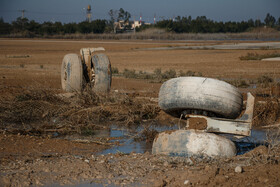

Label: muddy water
[98,127,149,155]
[221,129,269,155]
[59,125,274,156]
[103,126,275,155]
[99,125,179,155]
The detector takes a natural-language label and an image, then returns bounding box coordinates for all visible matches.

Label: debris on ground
[0,87,160,136]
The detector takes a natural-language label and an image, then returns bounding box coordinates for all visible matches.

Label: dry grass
[266,127,280,155]
[253,98,280,127]
[240,51,280,60]
[134,124,159,143]
[0,88,160,135]
[111,67,119,74]
[237,126,280,165]
[119,68,203,83]
[6,55,30,58]
[225,78,250,88]
[223,75,276,89]
[257,75,274,88]
[0,89,65,124]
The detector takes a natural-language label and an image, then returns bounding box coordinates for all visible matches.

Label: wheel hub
[181,109,217,118]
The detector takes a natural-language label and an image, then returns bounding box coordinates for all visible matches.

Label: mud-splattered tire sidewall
[91,54,112,93]
[61,54,83,92]
[159,77,243,119]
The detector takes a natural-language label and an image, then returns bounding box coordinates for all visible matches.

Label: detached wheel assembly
[155,77,255,158]
[61,48,112,93]
[154,77,255,158]
[159,77,243,119]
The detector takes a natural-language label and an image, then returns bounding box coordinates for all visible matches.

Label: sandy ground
[1,39,280,81]
[141,41,280,50]
[0,39,280,186]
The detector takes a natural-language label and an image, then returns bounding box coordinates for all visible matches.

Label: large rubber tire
[152,130,236,158]
[159,77,243,119]
[61,54,83,92]
[91,54,112,92]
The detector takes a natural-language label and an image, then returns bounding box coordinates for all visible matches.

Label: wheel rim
[181,109,218,118]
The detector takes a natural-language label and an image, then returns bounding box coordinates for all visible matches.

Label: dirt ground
[0,39,280,186]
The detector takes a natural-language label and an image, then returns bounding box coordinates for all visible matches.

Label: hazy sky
[1,0,279,23]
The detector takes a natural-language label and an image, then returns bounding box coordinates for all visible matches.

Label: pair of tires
[159,77,243,119]
[61,53,112,93]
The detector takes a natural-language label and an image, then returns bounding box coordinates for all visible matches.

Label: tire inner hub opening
[181,109,218,118]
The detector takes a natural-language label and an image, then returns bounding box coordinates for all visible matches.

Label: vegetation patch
[117,68,203,83]
[239,51,280,60]
[253,98,280,127]
[0,88,160,135]
[7,55,30,58]
[257,75,274,88]
[111,67,119,74]
[224,75,276,89]
[225,79,250,88]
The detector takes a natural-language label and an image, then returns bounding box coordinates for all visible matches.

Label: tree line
[0,11,279,36]
[155,13,280,33]
[0,17,107,36]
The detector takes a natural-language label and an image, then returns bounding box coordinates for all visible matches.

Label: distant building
[131,21,142,29]
[114,20,151,33]
[114,20,128,30]
[114,20,131,33]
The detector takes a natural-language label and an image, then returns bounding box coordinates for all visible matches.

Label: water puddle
[98,125,179,155]
[58,124,277,156]
[100,126,277,155]
[98,127,148,155]
[221,129,270,155]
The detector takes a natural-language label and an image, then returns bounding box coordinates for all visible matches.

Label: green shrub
[153,68,162,79]
[238,80,250,88]
[162,69,176,79]
[179,70,203,77]
[123,69,137,78]
[257,75,273,84]
[111,67,119,74]
[144,74,153,79]
[186,70,196,76]
[226,78,249,88]
[257,75,274,88]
